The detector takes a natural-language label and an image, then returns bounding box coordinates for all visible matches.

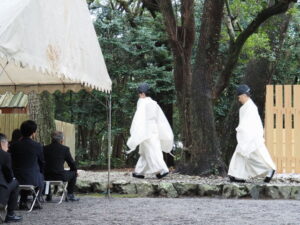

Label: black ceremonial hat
[137,83,150,94]
[237,84,251,96]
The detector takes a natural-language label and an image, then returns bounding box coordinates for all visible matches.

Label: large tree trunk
[28,92,56,145]
[179,0,225,175]
[113,133,124,159]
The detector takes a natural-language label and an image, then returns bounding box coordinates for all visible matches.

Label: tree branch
[224,0,235,42]
[213,0,296,99]
[158,0,178,45]
[181,0,195,55]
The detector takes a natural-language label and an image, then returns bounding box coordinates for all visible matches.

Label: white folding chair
[44,181,68,204]
[18,185,40,212]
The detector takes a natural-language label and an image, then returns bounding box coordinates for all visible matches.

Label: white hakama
[228,99,276,180]
[127,97,173,175]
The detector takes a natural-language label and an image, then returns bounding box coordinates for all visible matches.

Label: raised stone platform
[75,170,300,199]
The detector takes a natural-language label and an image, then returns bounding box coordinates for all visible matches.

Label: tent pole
[107,94,112,198]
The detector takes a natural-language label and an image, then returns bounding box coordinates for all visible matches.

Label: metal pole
[107,94,112,198]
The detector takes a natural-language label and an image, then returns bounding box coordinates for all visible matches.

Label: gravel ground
[9,196,300,225]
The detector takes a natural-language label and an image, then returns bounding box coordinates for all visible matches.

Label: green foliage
[240,32,271,62]
[215,1,300,128]
[230,0,265,26]
[273,8,300,84]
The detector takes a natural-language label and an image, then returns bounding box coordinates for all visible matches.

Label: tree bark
[158,0,195,156]
[28,92,56,145]
[113,133,124,159]
[179,0,225,175]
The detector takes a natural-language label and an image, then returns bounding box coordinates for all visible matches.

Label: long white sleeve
[127,99,149,150]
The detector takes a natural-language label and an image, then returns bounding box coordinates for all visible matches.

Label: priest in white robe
[126,83,173,179]
[228,84,276,183]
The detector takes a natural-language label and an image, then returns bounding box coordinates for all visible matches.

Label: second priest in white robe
[228,85,276,182]
[127,83,173,178]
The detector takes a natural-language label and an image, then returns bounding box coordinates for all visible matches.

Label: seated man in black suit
[0,133,22,223]
[44,131,79,201]
[10,120,44,210]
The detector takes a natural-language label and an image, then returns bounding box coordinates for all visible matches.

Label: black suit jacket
[44,142,77,180]
[0,149,14,188]
[10,137,44,187]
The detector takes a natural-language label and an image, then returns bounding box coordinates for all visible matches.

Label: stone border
[75,180,300,200]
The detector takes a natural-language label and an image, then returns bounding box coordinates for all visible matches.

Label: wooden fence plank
[275,85,284,172]
[284,85,293,172]
[294,86,300,173]
[265,85,276,166]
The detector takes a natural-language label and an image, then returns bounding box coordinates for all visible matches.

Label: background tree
[28,92,56,145]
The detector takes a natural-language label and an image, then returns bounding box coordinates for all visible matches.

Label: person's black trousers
[46,170,77,195]
[0,179,19,214]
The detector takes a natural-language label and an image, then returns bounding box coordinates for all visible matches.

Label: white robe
[127,97,173,175]
[228,99,276,180]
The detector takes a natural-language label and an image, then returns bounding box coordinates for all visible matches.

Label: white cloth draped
[0,0,111,93]
[127,97,173,175]
[228,99,276,179]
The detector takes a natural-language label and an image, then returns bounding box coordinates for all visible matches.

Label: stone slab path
[11,196,300,225]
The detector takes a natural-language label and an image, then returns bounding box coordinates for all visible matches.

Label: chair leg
[58,183,68,205]
[0,204,7,223]
[28,189,40,213]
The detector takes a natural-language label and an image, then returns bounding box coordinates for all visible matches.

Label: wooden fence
[0,114,75,157]
[0,114,29,139]
[55,120,75,158]
[265,85,300,173]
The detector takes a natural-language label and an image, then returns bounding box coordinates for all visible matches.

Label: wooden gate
[265,85,300,173]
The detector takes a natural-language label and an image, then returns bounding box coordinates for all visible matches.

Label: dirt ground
[9,196,300,225]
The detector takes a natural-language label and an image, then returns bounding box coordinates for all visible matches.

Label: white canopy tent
[0,0,113,196]
[0,0,111,93]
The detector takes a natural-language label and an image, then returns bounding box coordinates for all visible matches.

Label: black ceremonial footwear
[229,175,246,183]
[67,194,80,202]
[156,172,169,179]
[264,170,276,183]
[132,173,145,179]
